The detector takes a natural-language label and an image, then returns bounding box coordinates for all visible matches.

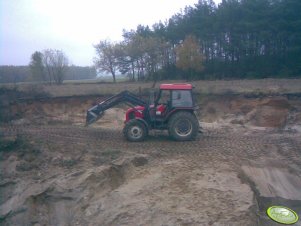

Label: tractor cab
[151,83,194,118]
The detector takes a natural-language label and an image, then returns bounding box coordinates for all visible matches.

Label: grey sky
[1,0,221,66]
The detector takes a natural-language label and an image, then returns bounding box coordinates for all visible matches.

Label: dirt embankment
[1,91,301,226]
[2,92,301,131]
[199,94,301,130]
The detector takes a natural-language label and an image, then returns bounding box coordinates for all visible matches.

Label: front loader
[86,83,199,142]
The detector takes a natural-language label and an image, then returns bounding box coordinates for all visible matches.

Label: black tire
[123,119,148,142]
[168,111,199,141]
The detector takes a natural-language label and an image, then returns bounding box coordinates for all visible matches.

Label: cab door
[155,89,171,117]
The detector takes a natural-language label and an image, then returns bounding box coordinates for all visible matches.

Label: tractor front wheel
[168,112,199,141]
[123,119,148,142]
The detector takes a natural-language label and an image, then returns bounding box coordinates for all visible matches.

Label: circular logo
[267,206,299,224]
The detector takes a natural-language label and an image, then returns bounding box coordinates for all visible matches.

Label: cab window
[172,90,193,107]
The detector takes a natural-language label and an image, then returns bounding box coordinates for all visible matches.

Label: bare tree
[42,49,69,84]
[43,49,53,84]
[94,40,119,82]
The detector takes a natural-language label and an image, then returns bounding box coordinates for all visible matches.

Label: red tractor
[86,83,199,141]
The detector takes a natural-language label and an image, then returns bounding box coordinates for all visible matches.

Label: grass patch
[59,158,79,168]
[101,149,121,160]
[92,149,122,166]
[0,135,25,153]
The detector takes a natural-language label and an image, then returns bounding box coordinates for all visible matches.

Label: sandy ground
[1,95,301,226]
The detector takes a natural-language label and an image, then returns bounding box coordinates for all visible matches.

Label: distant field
[1,78,301,98]
[64,76,129,84]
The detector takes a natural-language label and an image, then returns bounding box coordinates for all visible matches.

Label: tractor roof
[160,83,193,90]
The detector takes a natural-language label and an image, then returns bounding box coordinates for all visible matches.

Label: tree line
[0,49,96,84]
[0,49,97,84]
[0,64,96,84]
[94,0,301,81]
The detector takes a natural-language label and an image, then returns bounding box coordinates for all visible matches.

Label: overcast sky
[1,0,221,66]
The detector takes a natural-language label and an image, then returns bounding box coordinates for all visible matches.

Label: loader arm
[86,91,147,126]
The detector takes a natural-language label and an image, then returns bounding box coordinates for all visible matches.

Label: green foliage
[29,51,45,81]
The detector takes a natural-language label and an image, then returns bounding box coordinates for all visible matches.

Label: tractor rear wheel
[168,111,199,141]
[123,119,148,142]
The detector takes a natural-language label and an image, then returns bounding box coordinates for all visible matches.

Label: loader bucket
[86,105,104,126]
